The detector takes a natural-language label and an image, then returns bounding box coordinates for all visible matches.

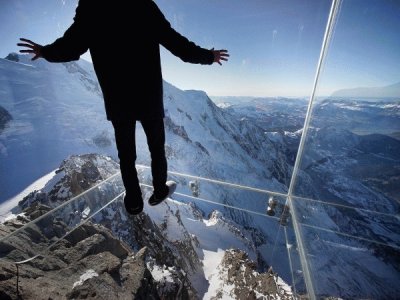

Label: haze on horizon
[0,0,399,98]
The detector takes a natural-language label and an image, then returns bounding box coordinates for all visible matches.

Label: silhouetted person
[18,0,229,215]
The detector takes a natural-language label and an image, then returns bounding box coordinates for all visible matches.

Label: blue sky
[0,0,399,97]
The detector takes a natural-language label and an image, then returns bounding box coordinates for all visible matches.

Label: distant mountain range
[331,81,400,98]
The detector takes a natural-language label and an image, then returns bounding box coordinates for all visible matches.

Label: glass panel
[291,0,400,298]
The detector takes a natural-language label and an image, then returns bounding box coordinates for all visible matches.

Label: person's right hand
[17,38,43,61]
[211,48,229,66]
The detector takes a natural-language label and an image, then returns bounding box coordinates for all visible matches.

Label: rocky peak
[218,249,293,299]
[0,205,161,299]
[4,53,19,62]
[0,105,12,133]
[18,153,120,211]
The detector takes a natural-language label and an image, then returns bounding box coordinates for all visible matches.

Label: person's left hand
[17,38,43,61]
[211,48,229,65]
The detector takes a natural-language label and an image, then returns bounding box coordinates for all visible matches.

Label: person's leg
[112,120,143,213]
[140,118,168,198]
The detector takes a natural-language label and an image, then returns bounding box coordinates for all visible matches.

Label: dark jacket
[41,0,214,121]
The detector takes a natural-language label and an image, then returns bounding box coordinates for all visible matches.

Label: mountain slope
[0,53,290,203]
[0,54,115,202]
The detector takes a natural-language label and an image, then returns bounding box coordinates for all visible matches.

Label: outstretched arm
[150,1,226,65]
[211,49,229,66]
[17,0,90,63]
[17,38,43,61]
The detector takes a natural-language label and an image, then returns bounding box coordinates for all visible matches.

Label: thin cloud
[242,58,250,66]
[272,29,278,46]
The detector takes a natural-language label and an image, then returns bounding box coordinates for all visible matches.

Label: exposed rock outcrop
[0,209,160,299]
[218,249,293,299]
[0,105,12,133]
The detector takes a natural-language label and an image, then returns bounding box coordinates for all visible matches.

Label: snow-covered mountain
[1,52,399,298]
[311,99,400,139]
[0,53,115,202]
[0,53,290,202]
[220,96,400,140]
[213,96,308,133]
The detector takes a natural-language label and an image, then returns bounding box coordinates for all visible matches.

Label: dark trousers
[112,118,168,203]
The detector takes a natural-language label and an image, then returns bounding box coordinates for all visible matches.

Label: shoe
[124,193,144,215]
[148,181,177,206]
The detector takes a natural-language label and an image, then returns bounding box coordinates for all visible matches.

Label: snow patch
[72,269,99,288]
[0,170,58,222]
